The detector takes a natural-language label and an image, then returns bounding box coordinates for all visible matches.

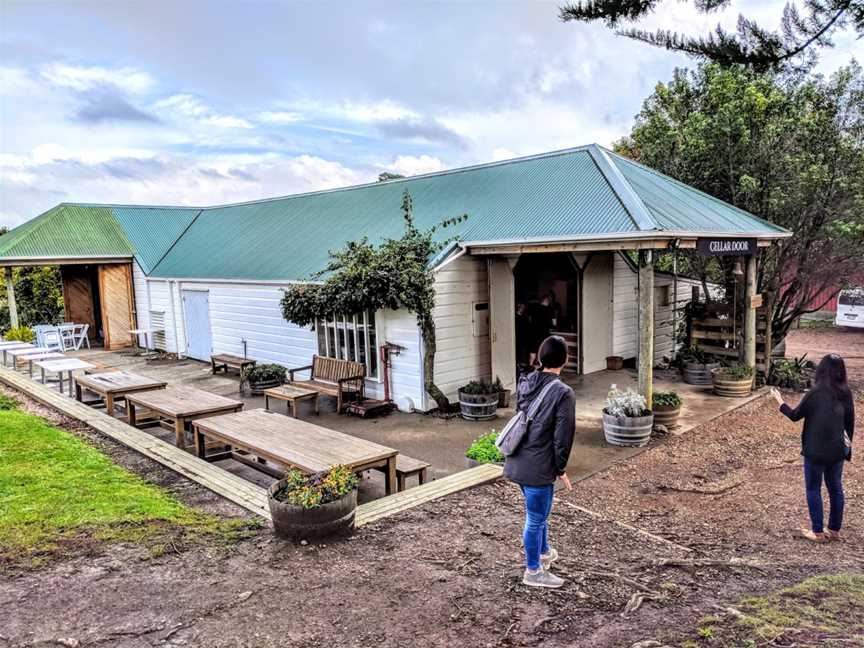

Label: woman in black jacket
[773,354,855,543]
[504,335,576,588]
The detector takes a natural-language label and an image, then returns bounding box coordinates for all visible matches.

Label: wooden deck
[0,366,502,527]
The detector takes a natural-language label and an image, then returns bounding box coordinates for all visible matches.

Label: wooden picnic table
[34,358,95,395]
[1,342,34,366]
[191,408,399,494]
[20,351,66,378]
[264,384,320,417]
[75,371,168,419]
[125,386,244,449]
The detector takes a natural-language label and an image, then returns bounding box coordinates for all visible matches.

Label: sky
[1,0,861,229]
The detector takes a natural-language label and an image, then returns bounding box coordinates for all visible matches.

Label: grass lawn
[0,396,255,567]
[682,573,864,647]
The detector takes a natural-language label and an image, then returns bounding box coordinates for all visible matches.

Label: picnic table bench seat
[287,355,365,413]
[373,455,430,491]
[211,354,256,375]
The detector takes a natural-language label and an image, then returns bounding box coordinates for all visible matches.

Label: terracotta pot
[267,480,357,542]
[606,356,624,371]
[497,389,511,409]
[711,368,754,397]
[652,404,682,428]
[458,389,499,421]
[602,411,654,447]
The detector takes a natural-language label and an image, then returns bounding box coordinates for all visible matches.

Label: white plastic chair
[58,324,76,351]
[72,324,90,350]
[40,329,64,353]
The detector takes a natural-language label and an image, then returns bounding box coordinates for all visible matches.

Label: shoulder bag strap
[526,379,559,421]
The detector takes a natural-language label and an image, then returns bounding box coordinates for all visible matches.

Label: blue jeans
[803,457,844,533]
[520,484,554,570]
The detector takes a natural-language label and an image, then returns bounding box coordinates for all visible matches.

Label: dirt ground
[2,327,863,648]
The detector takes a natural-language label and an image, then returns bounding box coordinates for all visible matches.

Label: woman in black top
[773,354,855,542]
[504,335,576,589]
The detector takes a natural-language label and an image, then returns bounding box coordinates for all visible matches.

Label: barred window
[315,311,378,379]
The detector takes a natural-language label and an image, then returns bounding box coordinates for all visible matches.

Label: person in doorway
[772,353,855,543]
[504,335,576,588]
[529,296,555,366]
[515,302,531,366]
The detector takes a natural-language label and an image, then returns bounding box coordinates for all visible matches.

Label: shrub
[716,362,754,379]
[459,379,498,395]
[241,363,287,385]
[0,394,19,410]
[465,431,504,464]
[4,326,34,343]
[605,386,650,417]
[768,355,812,391]
[654,391,683,408]
[272,465,358,509]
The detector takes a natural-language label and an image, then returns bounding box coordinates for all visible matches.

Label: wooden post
[743,255,757,370]
[638,250,654,409]
[4,267,18,329]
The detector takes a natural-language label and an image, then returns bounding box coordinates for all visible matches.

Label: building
[0,144,790,410]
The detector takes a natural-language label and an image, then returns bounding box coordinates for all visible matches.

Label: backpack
[495,379,559,457]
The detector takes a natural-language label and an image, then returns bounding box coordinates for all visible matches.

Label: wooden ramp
[0,366,502,527]
[356,463,502,526]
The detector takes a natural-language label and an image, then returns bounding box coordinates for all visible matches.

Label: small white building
[0,145,790,410]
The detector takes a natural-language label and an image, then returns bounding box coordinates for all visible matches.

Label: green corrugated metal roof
[0,204,133,259]
[111,207,201,273]
[0,144,789,279]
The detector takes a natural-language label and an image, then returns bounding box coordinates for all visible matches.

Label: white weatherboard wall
[376,308,424,410]
[431,255,491,404]
[581,252,615,374]
[131,262,150,337]
[612,253,703,362]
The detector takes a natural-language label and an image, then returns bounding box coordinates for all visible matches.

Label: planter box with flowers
[653,390,683,428]
[241,363,287,395]
[465,431,505,468]
[602,386,654,447]
[712,363,754,397]
[267,465,358,541]
[458,380,499,421]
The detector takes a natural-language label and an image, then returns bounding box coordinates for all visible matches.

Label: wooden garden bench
[211,354,256,375]
[374,455,430,491]
[287,355,365,413]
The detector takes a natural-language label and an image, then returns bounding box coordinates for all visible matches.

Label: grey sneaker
[540,547,559,569]
[523,568,565,589]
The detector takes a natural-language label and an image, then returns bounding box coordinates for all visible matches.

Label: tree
[560,0,864,70]
[280,191,466,411]
[615,62,864,342]
[0,266,65,332]
[377,172,405,182]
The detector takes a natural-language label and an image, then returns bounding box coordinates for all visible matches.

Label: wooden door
[61,266,97,337]
[98,264,134,350]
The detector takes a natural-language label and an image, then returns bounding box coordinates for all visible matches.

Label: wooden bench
[374,455,430,492]
[287,355,365,413]
[211,354,256,375]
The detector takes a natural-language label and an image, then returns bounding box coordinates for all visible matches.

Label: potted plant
[602,386,654,447]
[606,355,624,370]
[465,431,505,468]
[680,345,720,385]
[492,376,511,408]
[768,355,813,392]
[712,362,755,397]
[653,390,683,428]
[457,379,500,420]
[241,363,287,395]
[267,465,359,541]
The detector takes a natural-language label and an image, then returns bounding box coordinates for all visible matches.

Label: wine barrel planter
[653,404,682,428]
[247,378,282,396]
[458,389,499,421]
[683,362,720,385]
[602,411,654,447]
[711,369,754,397]
[267,480,357,541]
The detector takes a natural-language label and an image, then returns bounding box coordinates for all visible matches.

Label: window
[316,311,379,378]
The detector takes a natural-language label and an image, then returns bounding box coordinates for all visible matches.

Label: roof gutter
[0,255,134,267]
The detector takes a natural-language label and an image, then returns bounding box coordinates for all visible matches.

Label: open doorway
[513,253,581,374]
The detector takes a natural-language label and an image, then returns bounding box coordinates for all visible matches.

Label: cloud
[375,116,467,147]
[155,93,252,128]
[385,154,447,177]
[40,62,155,94]
[257,110,304,124]
[74,87,159,124]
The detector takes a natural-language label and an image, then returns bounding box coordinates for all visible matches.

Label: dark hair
[538,335,568,369]
[814,354,850,400]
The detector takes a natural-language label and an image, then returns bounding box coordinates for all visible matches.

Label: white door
[182,290,212,361]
